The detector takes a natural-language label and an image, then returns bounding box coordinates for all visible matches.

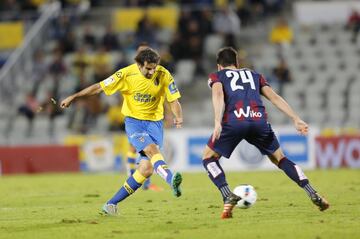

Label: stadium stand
[0,0,359,144]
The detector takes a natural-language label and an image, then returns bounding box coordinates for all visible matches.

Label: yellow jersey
[100,63,181,121]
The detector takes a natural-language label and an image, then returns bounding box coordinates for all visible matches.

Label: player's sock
[278,157,327,206]
[107,170,147,205]
[150,153,173,185]
[303,183,317,197]
[142,177,151,189]
[203,157,232,201]
[127,151,137,176]
[278,157,312,189]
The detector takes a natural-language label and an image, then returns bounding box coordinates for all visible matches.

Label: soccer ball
[233,184,257,209]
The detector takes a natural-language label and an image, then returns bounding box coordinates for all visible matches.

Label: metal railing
[0,1,61,107]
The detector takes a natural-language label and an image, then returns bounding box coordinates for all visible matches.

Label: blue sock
[278,157,309,187]
[151,154,173,185]
[108,170,146,205]
[143,178,151,189]
[203,157,231,201]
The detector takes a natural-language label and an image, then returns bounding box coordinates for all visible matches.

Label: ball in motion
[233,184,257,209]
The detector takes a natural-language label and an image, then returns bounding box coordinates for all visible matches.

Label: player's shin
[278,157,317,194]
[107,170,147,205]
[202,157,232,201]
[278,157,329,210]
[150,153,173,184]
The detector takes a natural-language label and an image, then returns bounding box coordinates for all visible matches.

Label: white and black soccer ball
[233,184,257,209]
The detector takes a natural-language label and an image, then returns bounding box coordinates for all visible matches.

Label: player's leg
[127,144,152,190]
[128,143,162,191]
[142,143,182,197]
[103,159,151,215]
[126,117,180,197]
[102,117,152,215]
[268,148,329,211]
[202,146,241,219]
[202,125,244,219]
[126,144,137,176]
[247,122,329,211]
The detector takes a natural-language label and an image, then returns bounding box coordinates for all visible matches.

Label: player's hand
[173,117,183,128]
[60,96,75,108]
[294,118,309,135]
[211,122,222,142]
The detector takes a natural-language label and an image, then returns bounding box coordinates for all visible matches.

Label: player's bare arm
[60,83,103,108]
[168,99,183,128]
[261,85,308,135]
[212,82,224,142]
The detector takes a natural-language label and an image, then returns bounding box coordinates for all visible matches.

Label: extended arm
[60,83,103,108]
[261,85,308,135]
[168,99,183,128]
[211,82,224,142]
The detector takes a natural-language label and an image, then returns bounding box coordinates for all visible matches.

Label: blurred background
[0,0,359,174]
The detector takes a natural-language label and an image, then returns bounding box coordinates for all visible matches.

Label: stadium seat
[9,116,31,139]
[306,108,326,125]
[32,116,51,137]
[204,34,224,57]
[54,115,69,136]
[174,59,196,86]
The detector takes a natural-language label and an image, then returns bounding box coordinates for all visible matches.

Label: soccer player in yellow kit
[126,43,163,192]
[61,48,183,215]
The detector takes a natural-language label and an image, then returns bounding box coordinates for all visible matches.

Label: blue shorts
[125,117,164,156]
[207,121,280,158]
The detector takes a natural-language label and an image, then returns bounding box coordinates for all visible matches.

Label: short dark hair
[135,48,160,66]
[216,47,238,67]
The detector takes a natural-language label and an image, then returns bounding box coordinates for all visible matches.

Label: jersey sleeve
[259,74,270,88]
[100,69,128,95]
[165,72,181,102]
[208,72,220,88]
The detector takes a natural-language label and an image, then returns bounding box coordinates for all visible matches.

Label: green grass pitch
[0,169,359,239]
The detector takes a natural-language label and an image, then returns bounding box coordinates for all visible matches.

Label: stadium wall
[62,127,318,172]
[0,145,79,175]
[164,127,316,172]
[315,136,360,168]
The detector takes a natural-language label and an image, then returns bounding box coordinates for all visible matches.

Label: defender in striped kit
[202,47,329,219]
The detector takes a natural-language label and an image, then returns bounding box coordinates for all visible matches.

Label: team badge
[139,137,145,143]
[169,82,178,94]
[115,71,122,79]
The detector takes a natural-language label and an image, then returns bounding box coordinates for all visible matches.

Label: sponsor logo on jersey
[234,106,262,118]
[102,77,115,86]
[169,81,178,94]
[134,93,156,102]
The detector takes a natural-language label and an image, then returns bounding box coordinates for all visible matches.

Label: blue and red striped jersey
[208,68,269,123]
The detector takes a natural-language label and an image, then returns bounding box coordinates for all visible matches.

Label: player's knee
[202,145,219,160]
[268,148,285,165]
[143,144,160,158]
[138,163,153,178]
